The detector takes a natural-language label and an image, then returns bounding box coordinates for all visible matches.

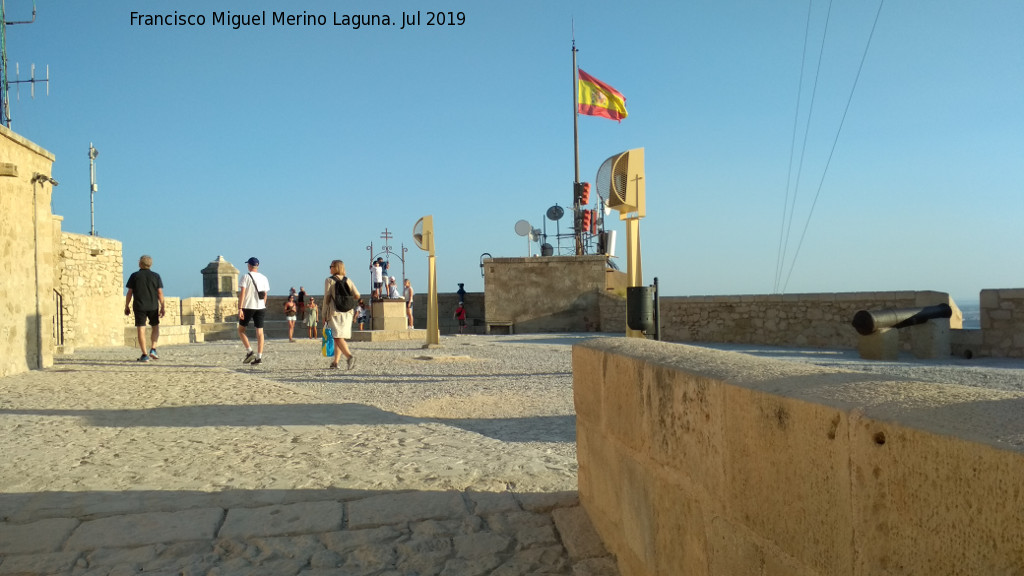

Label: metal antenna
[1,1,50,129]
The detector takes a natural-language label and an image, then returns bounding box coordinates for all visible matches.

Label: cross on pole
[380,228,394,253]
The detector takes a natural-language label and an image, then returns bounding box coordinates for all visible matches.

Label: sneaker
[137,354,150,362]
[243,351,255,364]
[251,357,262,365]
[346,355,356,370]
[148,348,159,360]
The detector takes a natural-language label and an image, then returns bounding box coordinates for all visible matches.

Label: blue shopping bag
[322,327,335,357]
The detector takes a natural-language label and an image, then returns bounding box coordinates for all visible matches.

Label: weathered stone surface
[0,517,78,554]
[347,491,467,529]
[551,506,608,561]
[65,508,224,550]
[218,501,343,539]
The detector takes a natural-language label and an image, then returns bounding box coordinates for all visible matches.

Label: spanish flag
[578,69,628,122]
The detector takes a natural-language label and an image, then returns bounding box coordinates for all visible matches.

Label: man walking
[238,256,270,365]
[124,254,165,362]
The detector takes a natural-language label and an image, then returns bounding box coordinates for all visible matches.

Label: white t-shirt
[371,263,383,283]
[239,271,270,310]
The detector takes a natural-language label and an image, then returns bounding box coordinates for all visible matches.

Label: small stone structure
[482,255,627,333]
[200,255,239,297]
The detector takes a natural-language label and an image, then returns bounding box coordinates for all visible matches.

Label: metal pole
[572,38,583,255]
[89,143,98,236]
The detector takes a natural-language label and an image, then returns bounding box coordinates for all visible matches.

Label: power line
[781,0,886,293]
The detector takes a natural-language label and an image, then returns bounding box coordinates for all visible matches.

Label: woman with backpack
[322,260,361,369]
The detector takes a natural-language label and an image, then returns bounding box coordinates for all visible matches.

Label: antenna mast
[1,1,49,129]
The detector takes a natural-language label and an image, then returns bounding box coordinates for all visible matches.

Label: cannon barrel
[851,303,952,336]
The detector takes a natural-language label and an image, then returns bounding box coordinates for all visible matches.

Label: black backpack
[333,275,357,312]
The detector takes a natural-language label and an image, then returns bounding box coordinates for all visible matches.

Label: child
[355,299,368,330]
[454,302,467,334]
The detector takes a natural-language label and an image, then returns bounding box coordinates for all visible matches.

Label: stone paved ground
[0,335,620,576]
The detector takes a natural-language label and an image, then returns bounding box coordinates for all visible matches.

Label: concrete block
[858,329,899,360]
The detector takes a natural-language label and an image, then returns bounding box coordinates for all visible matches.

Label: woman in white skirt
[322,260,361,369]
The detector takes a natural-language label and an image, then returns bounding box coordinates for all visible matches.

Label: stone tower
[201,256,239,297]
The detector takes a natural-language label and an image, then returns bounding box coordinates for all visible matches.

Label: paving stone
[0,517,78,554]
[65,508,224,550]
[347,491,468,529]
[573,556,621,576]
[219,500,343,539]
[454,531,512,558]
[84,544,158,568]
[320,526,403,555]
[0,550,82,575]
[551,506,609,560]
[441,554,505,576]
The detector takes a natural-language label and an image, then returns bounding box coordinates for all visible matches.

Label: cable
[782,0,886,293]
[777,0,834,293]
[774,0,815,293]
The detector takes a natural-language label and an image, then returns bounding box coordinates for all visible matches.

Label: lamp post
[88,143,98,236]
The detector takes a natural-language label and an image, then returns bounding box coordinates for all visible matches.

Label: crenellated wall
[573,338,1024,576]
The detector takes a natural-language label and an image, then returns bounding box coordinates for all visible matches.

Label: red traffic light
[580,182,591,205]
[581,209,592,232]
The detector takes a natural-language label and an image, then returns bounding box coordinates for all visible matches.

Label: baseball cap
[389,276,396,282]
[245,257,260,266]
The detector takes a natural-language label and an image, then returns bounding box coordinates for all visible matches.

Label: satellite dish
[546,205,564,221]
[596,148,645,218]
[514,219,531,237]
[413,215,435,255]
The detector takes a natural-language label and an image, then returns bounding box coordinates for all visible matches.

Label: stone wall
[599,290,961,351]
[59,233,125,351]
[0,126,57,377]
[980,289,1024,358]
[483,256,625,333]
[573,338,1024,576]
[412,292,485,334]
[181,297,238,325]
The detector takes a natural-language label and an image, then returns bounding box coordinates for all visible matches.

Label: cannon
[851,303,953,336]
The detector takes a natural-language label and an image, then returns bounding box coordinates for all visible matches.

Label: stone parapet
[573,338,1024,576]
[980,289,1024,358]
[598,290,960,351]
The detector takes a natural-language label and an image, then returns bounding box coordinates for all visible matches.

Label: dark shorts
[373,282,383,290]
[458,318,466,327]
[133,309,160,327]
[239,308,266,329]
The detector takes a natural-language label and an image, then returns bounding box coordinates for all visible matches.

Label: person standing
[284,294,298,342]
[124,254,165,362]
[238,257,270,365]
[370,258,384,300]
[306,298,319,339]
[297,286,307,320]
[403,278,415,328]
[457,282,467,305]
[454,301,467,334]
[323,259,360,369]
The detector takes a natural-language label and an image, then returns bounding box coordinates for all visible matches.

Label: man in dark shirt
[124,254,166,362]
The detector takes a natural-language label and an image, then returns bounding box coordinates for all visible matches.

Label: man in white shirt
[238,257,270,365]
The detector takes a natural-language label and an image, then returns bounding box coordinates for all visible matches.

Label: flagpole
[572,32,583,255]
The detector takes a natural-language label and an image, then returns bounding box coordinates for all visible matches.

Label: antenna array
[1,1,51,129]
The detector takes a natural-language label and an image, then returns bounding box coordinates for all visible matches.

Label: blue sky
[5,1,1021,304]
